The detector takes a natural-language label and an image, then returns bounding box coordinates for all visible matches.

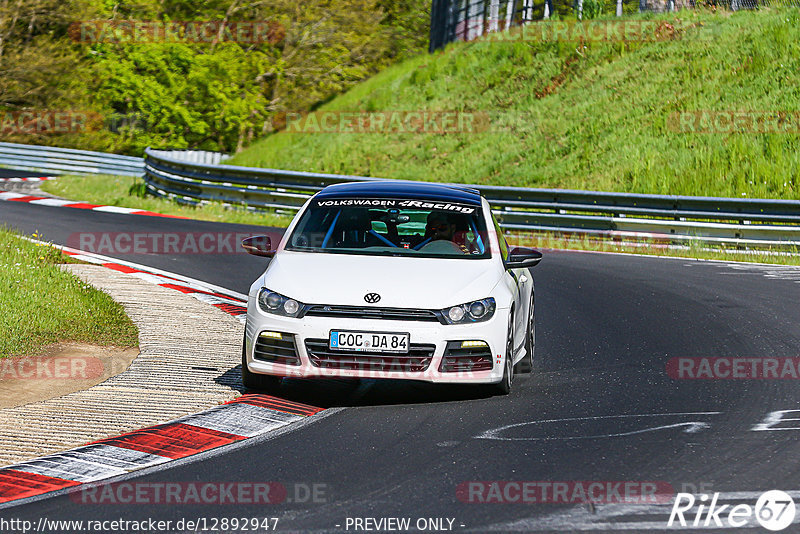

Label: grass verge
[0,227,139,358]
[513,232,800,266]
[40,174,293,227]
[228,7,800,199]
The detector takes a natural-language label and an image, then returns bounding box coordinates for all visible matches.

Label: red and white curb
[0,176,56,183]
[0,395,324,505]
[0,179,187,219]
[0,210,328,508]
[29,239,250,323]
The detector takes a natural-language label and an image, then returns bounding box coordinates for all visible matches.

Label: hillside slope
[229,8,800,199]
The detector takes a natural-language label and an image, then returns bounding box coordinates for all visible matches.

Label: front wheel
[492,317,514,396]
[241,337,281,392]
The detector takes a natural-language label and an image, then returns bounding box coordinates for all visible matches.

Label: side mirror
[241,235,275,257]
[504,246,542,269]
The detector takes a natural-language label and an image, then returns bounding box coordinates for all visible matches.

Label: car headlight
[440,297,495,325]
[257,288,304,317]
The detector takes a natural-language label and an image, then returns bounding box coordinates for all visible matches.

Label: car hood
[259,251,501,308]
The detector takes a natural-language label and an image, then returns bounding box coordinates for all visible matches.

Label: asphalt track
[2,178,800,532]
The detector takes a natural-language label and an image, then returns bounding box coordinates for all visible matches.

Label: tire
[493,317,514,396]
[241,337,281,392]
[515,291,535,374]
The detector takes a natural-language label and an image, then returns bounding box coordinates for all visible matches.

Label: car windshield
[286,197,491,259]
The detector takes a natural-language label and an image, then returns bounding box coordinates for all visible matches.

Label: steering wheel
[418,239,463,254]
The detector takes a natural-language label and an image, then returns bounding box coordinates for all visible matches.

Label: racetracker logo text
[70,482,327,505]
[274,111,491,134]
[69,20,284,44]
[667,357,800,379]
[456,481,674,504]
[0,356,104,380]
[67,232,281,255]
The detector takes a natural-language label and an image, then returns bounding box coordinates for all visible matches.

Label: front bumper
[244,297,507,384]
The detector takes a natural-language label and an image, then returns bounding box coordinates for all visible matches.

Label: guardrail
[0,141,796,248]
[144,148,800,248]
[0,142,144,177]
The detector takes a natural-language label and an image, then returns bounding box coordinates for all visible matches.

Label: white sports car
[241,181,541,395]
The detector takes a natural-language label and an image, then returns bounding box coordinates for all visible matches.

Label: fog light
[461,340,488,348]
[260,331,283,339]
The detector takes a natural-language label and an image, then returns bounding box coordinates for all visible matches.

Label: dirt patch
[0,342,139,409]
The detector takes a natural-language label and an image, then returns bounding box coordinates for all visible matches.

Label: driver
[424,212,469,253]
[425,212,455,241]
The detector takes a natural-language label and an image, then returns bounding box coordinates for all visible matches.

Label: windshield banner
[315,198,476,214]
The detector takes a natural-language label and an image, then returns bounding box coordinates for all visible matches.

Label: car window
[286,198,491,259]
[492,214,509,262]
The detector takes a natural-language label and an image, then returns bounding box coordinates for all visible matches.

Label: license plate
[329,331,409,353]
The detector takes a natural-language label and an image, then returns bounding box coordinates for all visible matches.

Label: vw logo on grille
[364,292,381,304]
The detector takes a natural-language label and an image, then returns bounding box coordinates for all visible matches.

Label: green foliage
[94,41,273,152]
[0,0,431,154]
[582,0,605,19]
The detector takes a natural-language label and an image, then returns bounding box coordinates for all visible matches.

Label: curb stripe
[28,198,75,207]
[92,206,146,214]
[159,283,240,301]
[100,263,140,274]
[178,403,303,438]
[0,177,54,183]
[7,195,45,203]
[129,211,189,219]
[0,177,54,182]
[0,470,80,504]
[4,447,168,484]
[63,202,102,209]
[95,423,243,460]
[232,395,324,417]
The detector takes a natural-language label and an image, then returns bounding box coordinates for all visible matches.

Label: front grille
[439,341,493,372]
[303,305,441,323]
[305,339,436,372]
[254,332,300,366]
